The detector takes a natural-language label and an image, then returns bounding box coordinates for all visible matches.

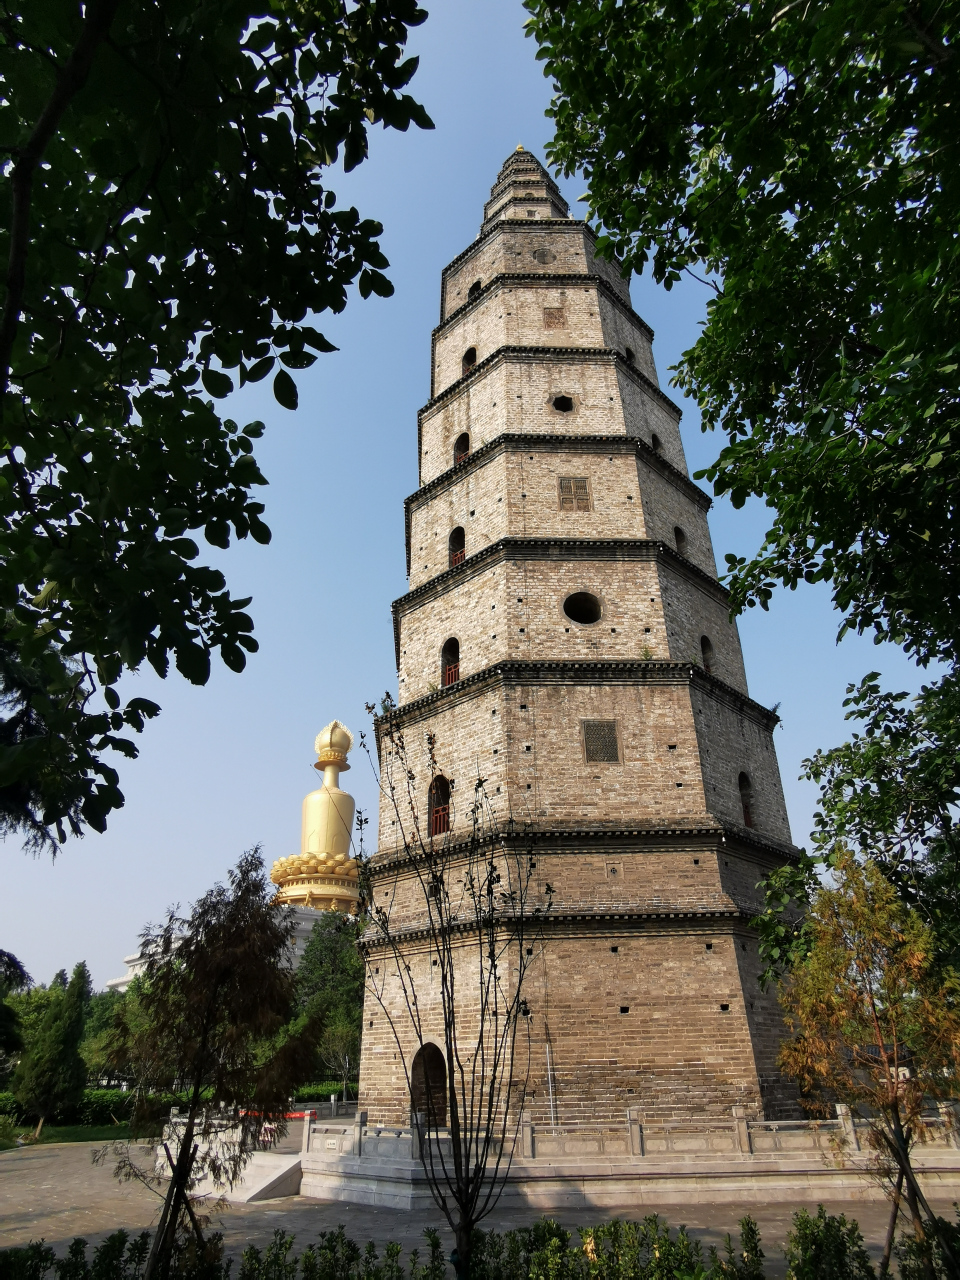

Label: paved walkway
[2,1141,952,1274]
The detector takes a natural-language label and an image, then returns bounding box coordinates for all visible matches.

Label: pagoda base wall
[299,1111,960,1210]
[359,909,801,1127]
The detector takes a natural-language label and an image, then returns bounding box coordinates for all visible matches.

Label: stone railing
[302,1101,960,1168]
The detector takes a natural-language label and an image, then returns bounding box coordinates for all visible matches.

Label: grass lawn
[2,1122,132,1146]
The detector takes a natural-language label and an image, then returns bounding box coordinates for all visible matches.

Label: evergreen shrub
[782,1207,874,1279]
[896,1211,960,1280]
[293,1083,358,1103]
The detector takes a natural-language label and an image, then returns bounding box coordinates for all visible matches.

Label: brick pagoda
[358,148,799,1126]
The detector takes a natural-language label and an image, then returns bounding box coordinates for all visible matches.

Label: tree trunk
[453,1218,472,1280]
[903,1176,936,1280]
[879,1167,904,1278]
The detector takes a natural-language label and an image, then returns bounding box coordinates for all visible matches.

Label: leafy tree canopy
[0,947,30,1069]
[525,0,959,670]
[106,847,318,1275]
[0,0,432,850]
[295,910,364,1033]
[12,959,90,1136]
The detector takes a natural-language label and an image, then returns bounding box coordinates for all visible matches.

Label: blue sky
[1,0,930,988]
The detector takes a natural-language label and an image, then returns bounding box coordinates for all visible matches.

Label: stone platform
[299,1106,960,1211]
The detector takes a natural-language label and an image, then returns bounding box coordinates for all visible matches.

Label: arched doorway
[411,1043,447,1127]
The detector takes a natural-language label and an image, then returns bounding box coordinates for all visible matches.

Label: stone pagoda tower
[359,148,798,1125]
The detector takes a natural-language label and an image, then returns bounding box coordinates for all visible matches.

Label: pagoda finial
[516,143,524,151]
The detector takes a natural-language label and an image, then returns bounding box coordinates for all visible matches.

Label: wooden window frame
[581,718,620,764]
[558,476,592,512]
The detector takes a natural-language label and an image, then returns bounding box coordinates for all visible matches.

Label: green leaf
[243,356,275,383]
[201,369,234,398]
[273,369,299,411]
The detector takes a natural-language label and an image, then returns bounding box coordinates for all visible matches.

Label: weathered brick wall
[380,673,786,849]
[442,225,634,323]
[409,450,647,590]
[397,555,750,705]
[692,689,791,842]
[358,917,792,1126]
[636,462,715,575]
[420,357,631,485]
[658,564,748,691]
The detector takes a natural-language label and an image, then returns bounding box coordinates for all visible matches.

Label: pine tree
[13,961,90,1137]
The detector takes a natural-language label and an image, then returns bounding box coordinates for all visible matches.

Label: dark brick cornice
[382,658,780,734]
[403,433,711,576]
[359,907,765,950]
[364,819,797,880]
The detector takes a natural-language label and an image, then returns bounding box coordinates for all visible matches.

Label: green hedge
[0,1084,357,1125]
[0,1089,140,1126]
[0,1210,893,1280]
[293,1082,358,1102]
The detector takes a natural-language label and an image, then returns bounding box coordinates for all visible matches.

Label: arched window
[428,776,451,838]
[467,280,482,301]
[441,637,460,687]
[448,527,465,568]
[453,433,470,466]
[738,772,754,829]
[411,1043,447,1126]
[700,635,715,675]
[651,433,663,455]
[674,526,688,557]
[461,347,477,377]
[625,346,636,366]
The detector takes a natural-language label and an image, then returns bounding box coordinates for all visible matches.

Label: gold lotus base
[273,874,360,913]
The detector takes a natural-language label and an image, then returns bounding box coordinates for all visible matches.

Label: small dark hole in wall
[693,859,699,865]
[620,1006,630,1014]
[720,1003,730,1011]
[705,943,713,951]
[526,947,533,955]
[611,946,619,953]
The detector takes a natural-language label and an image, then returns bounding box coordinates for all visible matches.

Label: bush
[293,1082,358,1103]
[783,1207,874,1280]
[0,1210,889,1280]
[895,1210,960,1280]
[0,1115,22,1151]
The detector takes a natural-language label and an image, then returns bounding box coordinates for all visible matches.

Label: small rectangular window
[583,719,619,763]
[543,307,566,329]
[559,476,591,512]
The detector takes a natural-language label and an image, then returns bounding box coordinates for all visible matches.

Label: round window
[563,592,602,624]
[552,395,574,413]
[533,248,557,265]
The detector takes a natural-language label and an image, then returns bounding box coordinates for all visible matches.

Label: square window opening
[583,720,619,763]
